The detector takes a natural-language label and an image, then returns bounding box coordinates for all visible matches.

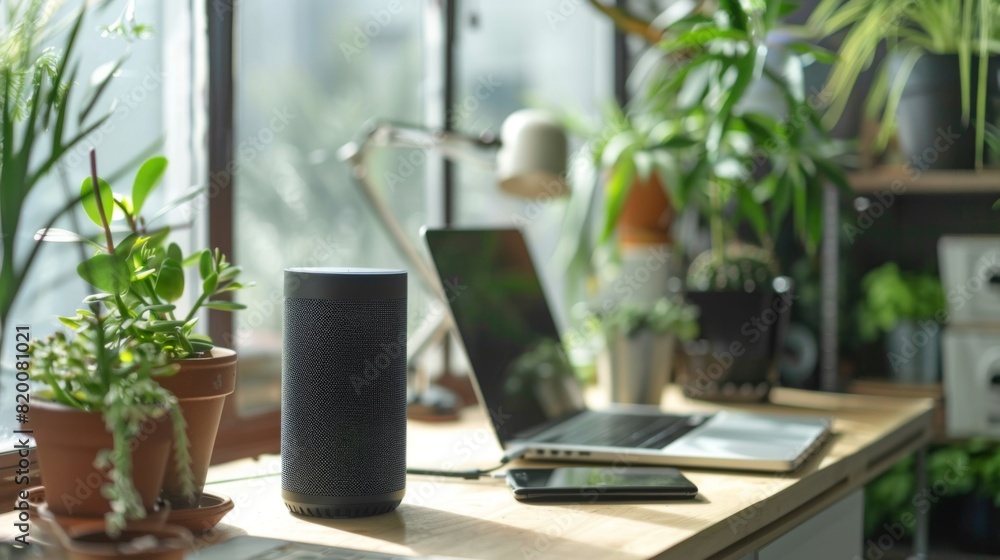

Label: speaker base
[284,499,401,519]
[282,489,405,519]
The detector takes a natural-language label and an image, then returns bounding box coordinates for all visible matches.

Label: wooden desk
[3,387,933,559]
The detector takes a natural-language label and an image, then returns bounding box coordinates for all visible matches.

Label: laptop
[422,227,831,472]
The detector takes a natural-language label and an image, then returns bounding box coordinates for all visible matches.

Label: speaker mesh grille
[282,297,407,498]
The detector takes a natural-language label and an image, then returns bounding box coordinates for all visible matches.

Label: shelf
[849,167,1000,194]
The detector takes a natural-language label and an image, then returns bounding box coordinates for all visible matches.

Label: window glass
[453,0,613,328]
[232,1,428,415]
[0,1,169,441]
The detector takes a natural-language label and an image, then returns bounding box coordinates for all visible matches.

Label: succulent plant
[686,244,779,293]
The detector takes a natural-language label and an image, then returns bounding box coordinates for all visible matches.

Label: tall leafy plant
[808,0,1000,168]
[587,0,849,289]
[0,0,128,358]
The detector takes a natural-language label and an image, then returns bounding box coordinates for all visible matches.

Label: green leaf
[190,339,215,353]
[736,187,768,245]
[786,41,837,65]
[136,304,177,315]
[634,151,653,183]
[600,158,636,243]
[203,301,247,311]
[115,232,140,257]
[167,242,183,263]
[198,250,212,279]
[653,135,700,149]
[155,259,185,302]
[77,253,130,294]
[141,320,187,332]
[80,176,114,226]
[217,265,242,283]
[813,157,851,193]
[58,316,82,330]
[131,156,168,215]
[202,271,219,294]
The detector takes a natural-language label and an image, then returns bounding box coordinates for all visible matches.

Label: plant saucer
[165,492,234,534]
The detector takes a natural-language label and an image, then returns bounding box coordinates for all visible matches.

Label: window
[218,1,614,435]
[1,1,619,479]
[1,0,187,499]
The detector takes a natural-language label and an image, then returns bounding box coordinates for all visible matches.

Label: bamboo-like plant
[0,0,132,358]
[583,0,849,290]
[808,0,1000,168]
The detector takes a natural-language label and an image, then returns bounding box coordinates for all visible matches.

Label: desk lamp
[338,109,569,416]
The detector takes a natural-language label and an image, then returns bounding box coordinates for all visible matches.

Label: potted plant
[586,102,694,249]
[856,263,945,383]
[35,152,249,518]
[28,154,194,541]
[809,0,1000,169]
[586,0,849,400]
[29,320,188,536]
[597,298,699,404]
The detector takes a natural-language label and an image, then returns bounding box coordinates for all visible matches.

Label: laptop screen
[424,228,585,444]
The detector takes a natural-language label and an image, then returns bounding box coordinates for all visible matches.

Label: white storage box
[938,236,1000,326]
[942,326,1000,439]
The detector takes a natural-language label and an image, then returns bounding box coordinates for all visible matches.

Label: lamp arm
[345,149,445,299]
[406,310,453,364]
[337,121,497,297]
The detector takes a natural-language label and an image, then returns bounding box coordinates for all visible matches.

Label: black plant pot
[891,53,1000,169]
[678,278,793,402]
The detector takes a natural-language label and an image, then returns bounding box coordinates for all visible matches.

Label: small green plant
[808,0,1000,167]
[856,263,944,342]
[41,154,249,357]
[864,441,1000,538]
[30,317,192,537]
[602,297,700,339]
[686,243,779,293]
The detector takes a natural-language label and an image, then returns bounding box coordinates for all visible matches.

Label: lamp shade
[496,109,569,198]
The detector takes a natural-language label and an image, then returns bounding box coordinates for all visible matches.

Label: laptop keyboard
[540,412,705,449]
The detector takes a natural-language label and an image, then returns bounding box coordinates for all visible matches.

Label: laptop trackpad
[662,411,830,460]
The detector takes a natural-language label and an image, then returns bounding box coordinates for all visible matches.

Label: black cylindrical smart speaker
[281,267,407,518]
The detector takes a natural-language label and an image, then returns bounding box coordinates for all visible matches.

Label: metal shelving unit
[820,167,1000,392]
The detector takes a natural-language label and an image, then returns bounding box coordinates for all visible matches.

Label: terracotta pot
[31,401,172,518]
[60,521,192,560]
[155,347,236,509]
[618,172,675,247]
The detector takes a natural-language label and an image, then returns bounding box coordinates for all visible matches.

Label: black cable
[406,449,522,480]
